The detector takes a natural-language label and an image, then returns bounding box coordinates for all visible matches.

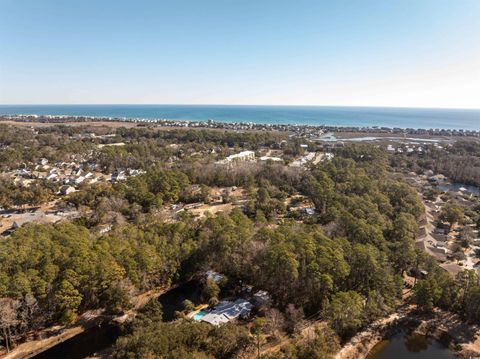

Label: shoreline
[336,307,480,359]
[1,115,479,138]
[334,307,408,359]
[1,287,168,359]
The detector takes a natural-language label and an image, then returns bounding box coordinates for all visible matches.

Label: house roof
[259,156,282,162]
[200,299,252,326]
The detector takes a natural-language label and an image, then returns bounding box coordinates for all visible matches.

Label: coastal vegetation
[0,122,479,358]
[391,140,480,187]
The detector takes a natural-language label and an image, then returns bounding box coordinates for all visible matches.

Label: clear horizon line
[0,103,480,111]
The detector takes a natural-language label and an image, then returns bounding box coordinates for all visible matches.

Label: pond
[158,280,201,321]
[32,280,201,359]
[366,330,456,359]
[32,323,121,359]
[436,183,480,196]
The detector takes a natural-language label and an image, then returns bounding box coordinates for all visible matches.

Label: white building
[111,171,126,182]
[75,176,85,185]
[226,151,255,162]
[60,185,76,196]
[47,173,59,181]
[200,299,253,326]
[323,152,335,161]
[217,151,255,165]
[259,156,283,162]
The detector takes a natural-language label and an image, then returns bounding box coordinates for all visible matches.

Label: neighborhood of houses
[214,146,334,168]
[406,170,480,277]
[0,156,145,235]
[9,157,144,193]
[385,141,447,154]
[1,142,334,236]
[0,203,80,236]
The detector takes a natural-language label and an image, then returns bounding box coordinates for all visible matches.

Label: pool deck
[187,304,209,320]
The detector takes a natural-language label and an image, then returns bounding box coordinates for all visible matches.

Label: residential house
[217,151,255,165]
[200,299,253,326]
[259,156,283,162]
[74,176,85,185]
[60,185,76,196]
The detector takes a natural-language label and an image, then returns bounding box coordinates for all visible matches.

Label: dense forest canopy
[1,123,480,358]
[0,146,422,336]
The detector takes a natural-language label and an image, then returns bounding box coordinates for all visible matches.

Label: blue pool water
[193,310,207,321]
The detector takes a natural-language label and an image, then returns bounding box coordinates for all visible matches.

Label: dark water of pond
[32,324,121,359]
[159,280,201,321]
[436,183,480,195]
[32,280,201,359]
[366,331,456,359]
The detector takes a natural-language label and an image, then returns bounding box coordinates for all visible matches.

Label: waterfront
[32,324,121,359]
[31,281,201,359]
[1,105,479,130]
[366,330,455,359]
[436,183,480,196]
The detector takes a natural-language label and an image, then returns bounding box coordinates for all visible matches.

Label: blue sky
[0,0,479,108]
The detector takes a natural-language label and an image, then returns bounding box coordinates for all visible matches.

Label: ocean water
[0,105,479,130]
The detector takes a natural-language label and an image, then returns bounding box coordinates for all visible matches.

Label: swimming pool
[193,310,207,321]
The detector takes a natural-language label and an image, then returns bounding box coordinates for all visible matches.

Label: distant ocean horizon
[0,104,479,131]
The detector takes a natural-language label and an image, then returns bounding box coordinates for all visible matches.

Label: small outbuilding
[252,290,270,307]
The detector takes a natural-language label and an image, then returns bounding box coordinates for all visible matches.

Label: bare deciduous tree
[0,298,19,352]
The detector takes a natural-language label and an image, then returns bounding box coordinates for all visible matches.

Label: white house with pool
[193,299,253,326]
